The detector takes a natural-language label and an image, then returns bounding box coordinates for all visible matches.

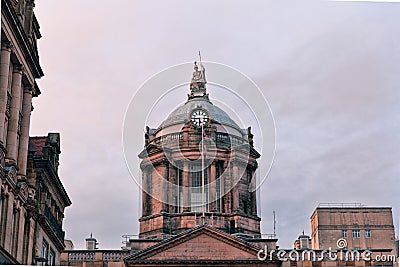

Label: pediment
[147,232,256,261]
[126,225,261,262]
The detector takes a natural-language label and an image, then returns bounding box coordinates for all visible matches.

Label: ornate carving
[247,126,254,147]
[13,63,24,73]
[188,61,208,99]
[6,92,11,117]
[1,41,13,51]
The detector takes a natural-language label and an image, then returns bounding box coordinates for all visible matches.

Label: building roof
[158,97,243,132]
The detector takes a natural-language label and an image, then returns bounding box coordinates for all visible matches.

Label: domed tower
[138,62,261,239]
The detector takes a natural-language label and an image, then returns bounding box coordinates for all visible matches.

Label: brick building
[61,63,399,267]
[310,204,396,251]
[0,0,71,264]
[62,62,279,266]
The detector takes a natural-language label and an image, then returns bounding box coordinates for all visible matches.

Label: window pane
[342,230,347,238]
[365,230,371,238]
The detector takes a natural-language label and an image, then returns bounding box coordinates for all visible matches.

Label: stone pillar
[218,161,224,212]
[16,209,26,262]
[160,162,168,212]
[17,87,33,177]
[141,170,149,216]
[0,42,12,146]
[209,162,216,211]
[26,217,35,265]
[0,191,9,247]
[3,194,15,251]
[168,165,177,212]
[6,64,24,166]
[232,163,239,212]
[250,170,257,216]
[223,161,231,213]
[182,161,190,212]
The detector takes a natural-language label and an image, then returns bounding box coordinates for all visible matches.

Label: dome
[159,97,242,132]
[153,61,245,137]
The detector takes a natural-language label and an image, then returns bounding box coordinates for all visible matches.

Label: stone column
[26,217,35,265]
[223,161,231,213]
[250,170,257,215]
[182,161,190,212]
[16,209,26,262]
[0,42,12,146]
[232,163,240,212]
[209,162,216,211]
[3,193,15,251]
[17,87,33,177]
[141,170,149,216]
[6,64,24,166]
[168,165,177,212]
[160,162,168,212]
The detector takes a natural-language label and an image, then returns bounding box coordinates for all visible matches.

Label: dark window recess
[229,220,236,234]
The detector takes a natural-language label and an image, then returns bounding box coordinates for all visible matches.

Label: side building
[28,134,72,265]
[311,204,396,251]
[287,204,397,267]
[1,0,71,265]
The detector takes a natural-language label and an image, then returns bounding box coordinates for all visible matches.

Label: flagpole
[201,123,205,224]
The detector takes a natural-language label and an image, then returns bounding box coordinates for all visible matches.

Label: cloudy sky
[31,1,400,249]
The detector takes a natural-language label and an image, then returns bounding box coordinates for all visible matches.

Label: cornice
[2,0,44,78]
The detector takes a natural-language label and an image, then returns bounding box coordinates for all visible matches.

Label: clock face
[190,109,209,127]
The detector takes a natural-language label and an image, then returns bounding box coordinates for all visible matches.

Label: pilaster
[6,64,24,166]
[209,162,216,212]
[182,161,190,212]
[17,86,33,177]
[0,41,13,147]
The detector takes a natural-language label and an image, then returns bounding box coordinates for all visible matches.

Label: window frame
[342,229,347,238]
[365,229,371,238]
[352,229,360,238]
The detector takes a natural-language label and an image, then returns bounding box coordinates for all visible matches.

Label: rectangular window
[48,249,55,266]
[178,169,183,212]
[42,239,48,265]
[190,164,208,212]
[0,196,9,245]
[365,229,371,238]
[215,163,221,212]
[11,209,20,257]
[342,230,347,238]
[352,230,360,238]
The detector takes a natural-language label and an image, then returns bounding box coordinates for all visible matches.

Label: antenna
[273,211,276,236]
[199,51,202,63]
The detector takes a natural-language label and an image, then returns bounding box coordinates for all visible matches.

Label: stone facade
[0,0,71,264]
[310,206,396,251]
[282,205,397,267]
[138,63,261,239]
[125,224,279,267]
[27,134,72,265]
[123,62,279,266]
